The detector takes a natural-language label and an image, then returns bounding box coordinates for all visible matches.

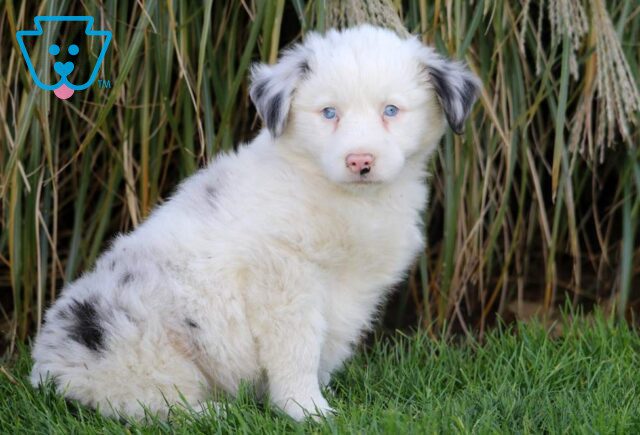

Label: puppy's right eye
[322,107,337,120]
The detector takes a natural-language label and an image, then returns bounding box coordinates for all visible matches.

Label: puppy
[31,25,480,420]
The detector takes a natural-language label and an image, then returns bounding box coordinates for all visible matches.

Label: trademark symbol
[98,79,111,89]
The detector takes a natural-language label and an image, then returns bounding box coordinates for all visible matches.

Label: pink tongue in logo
[53,84,74,100]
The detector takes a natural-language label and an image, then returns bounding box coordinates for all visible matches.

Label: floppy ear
[419,47,481,134]
[249,45,310,137]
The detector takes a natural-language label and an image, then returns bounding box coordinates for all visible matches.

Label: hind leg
[31,296,211,419]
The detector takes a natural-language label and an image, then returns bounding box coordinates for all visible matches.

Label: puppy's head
[250,25,480,185]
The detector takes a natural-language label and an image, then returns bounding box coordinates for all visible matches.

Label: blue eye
[384,105,399,117]
[322,107,337,120]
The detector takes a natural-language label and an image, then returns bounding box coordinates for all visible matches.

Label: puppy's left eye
[383,105,399,117]
[322,107,337,120]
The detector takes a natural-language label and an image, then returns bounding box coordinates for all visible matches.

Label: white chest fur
[289,179,427,372]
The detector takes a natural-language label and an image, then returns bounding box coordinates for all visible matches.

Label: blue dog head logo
[16,16,111,100]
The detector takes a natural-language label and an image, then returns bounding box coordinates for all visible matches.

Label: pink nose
[345,153,375,175]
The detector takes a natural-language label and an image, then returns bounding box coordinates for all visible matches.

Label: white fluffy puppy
[31,25,479,420]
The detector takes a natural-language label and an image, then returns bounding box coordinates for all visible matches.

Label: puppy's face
[250,25,480,185]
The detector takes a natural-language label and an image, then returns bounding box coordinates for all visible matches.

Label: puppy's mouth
[348,173,382,185]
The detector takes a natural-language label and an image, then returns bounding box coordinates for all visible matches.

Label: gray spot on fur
[119,272,133,287]
[205,185,217,206]
[185,318,199,329]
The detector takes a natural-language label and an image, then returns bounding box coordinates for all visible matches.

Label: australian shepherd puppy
[31,25,479,420]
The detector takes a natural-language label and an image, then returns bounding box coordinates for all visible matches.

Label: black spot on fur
[119,272,133,287]
[185,318,199,329]
[67,299,104,352]
[265,93,283,135]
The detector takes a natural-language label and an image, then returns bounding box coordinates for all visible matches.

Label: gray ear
[420,47,481,134]
[249,46,310,137]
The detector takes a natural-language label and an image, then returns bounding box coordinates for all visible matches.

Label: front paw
[280,394,335,421]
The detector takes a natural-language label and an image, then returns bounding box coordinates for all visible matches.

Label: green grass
[2,312,639,433]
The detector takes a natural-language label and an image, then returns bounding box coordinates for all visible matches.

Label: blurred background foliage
[0,0,639,354]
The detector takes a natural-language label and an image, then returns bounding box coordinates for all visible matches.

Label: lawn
[1,312,638,434]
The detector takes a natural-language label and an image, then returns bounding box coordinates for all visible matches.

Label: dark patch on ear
[185,318,199,329]
[67,298,104,352]
[460,80,478,116]
[426,63,480,134]
[265,93,283,136]
[427,65,461,133]
[252,80,268,101]
[119,272,133,287]
[427,66,453,111]
[249,48,310,137]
